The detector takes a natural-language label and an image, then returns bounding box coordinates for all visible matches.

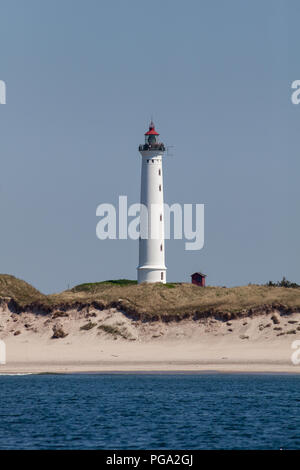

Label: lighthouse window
[152,159,154,163]
[160,214,162,222]
[158,169,161,176]
[161,272,164,280]
[159,185,161,192]
[160,244,163,252]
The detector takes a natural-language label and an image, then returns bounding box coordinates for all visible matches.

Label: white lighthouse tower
[137,121,167,284]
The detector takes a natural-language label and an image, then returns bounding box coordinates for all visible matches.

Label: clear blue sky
[0,0,299,293]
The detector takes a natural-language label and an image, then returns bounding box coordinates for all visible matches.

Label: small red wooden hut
[191,272,206,287]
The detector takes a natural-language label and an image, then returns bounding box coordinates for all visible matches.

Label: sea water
[0,373,299,449]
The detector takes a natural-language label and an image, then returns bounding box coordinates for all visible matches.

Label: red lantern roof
[145,121,160,136]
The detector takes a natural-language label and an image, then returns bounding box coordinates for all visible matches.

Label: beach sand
[0,306,300,374]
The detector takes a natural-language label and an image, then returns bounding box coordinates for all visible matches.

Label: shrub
[267,277,300,288]
[98,323,131,340]
[52,325,68,339]
[52,311,69,319]
[80,322,97,331]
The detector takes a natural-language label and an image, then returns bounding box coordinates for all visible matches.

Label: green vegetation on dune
[49,281,300,320]
[71,279,137,293]
[0,274,45,305]
[80,321,97,331]
[266,277,300,289]
[98,323,132,340]
[0,274,299,320]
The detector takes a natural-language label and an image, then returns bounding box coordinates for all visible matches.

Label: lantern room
[139,121,166,152]
[145,121,160,145]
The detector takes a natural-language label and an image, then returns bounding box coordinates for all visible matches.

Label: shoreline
[1,361,300,375]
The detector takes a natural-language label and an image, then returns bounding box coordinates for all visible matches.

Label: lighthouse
[137,121,167,284]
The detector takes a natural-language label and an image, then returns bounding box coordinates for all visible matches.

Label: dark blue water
[0,373,299,449]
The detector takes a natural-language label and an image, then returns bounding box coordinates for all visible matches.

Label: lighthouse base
[137,266,167,284]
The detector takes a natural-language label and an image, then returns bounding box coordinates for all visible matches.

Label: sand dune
[0,303,300,374]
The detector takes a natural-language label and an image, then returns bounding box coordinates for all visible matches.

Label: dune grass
[72,279,137,293]
[49,281,300,320]
[98,323,132,339]
[0,274,299,320]
[0,274,46,305]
